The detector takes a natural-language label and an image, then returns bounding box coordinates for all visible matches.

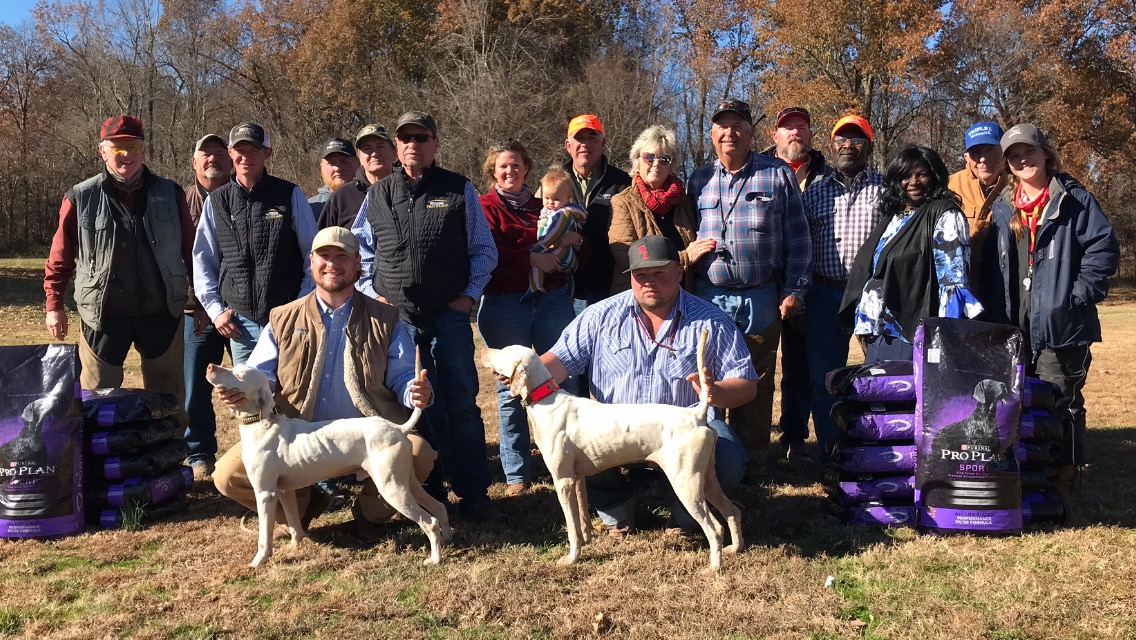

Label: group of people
[43,99,1118,540]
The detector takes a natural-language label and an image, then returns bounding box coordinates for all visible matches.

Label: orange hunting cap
[567,114,604,138]
[832,115,873,142]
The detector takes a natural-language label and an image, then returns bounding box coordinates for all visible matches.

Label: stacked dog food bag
[1018,377,1067,523]
[824,361,918,527]
[82,389,191,528]
[0,345,85,539]
[915,317,1023,535]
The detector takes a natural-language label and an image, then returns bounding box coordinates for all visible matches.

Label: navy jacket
[980,173,1118,354]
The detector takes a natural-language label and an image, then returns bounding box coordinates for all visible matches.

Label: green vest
[67,170,187,331]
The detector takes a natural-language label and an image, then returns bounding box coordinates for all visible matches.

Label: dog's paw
[249,552,269,568]
[556,554,579,566]
[423,557,441,566]
[723,543,741,555]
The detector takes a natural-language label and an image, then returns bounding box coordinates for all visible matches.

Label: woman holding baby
[608,125,717,294]
[477,141,579,496]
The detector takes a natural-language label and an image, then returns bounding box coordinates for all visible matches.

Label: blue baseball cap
[965,122,1003,151]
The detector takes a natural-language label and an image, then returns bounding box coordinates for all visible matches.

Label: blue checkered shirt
[549,289,757,421]
[802,169,885,281]
[687,152,812,298]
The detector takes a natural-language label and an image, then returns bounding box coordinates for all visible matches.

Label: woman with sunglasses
[839,145,982,362]
[608,125,716,294]
[980,124,1118,512]
[476,140,579,496]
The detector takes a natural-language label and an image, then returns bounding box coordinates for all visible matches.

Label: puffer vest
[68,169,186,331]
[270,291,409,423]
[365,166,469,327]
[209,172,303,324]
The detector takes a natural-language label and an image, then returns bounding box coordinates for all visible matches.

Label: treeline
[0,0,1133,275]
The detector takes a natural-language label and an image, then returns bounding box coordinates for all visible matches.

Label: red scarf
[1015,185,1050,257]
[635,174,684,216]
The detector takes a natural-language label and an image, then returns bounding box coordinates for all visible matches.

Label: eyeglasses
[833,136,869,147]
[108,142,144,155]
[642,153,673,165]
[396,133,433,144]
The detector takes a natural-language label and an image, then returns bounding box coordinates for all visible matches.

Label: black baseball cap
[625,235,680,272]
[712,98,753,125]
[395,111,438,136]
[320,137,355,159]
[229,122,270,149]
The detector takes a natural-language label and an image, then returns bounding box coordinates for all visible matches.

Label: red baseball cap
[775,106,811,127]
[100,115,145,141]
[832,115,873,142]
[567,114,604,138]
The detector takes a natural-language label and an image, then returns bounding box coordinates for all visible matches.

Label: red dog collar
[526,378,559,404]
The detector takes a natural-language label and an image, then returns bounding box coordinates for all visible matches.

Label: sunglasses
[396,133,433,144]
[833,136,869,147]
[642,153,673,165]
[108,142,144,155]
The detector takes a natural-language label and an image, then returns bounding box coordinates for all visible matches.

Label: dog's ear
[507,361,529,398]
[252,383,275,419]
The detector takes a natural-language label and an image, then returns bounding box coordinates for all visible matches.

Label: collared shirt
[549,289,757,421]
[246,294,420,418]
[852,208,983,341]
[687,152,811,298]
[351,180,497,303]
[802,169,885,281]
[192,183,317,321]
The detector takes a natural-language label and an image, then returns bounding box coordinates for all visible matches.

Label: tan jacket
[608,184,699,295]
[270,290,408,423]
[948,168,1006,283]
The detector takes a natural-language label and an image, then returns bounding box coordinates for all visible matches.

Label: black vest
[209,172,304,324]
[365,166,469,327]
[839,198,956,341]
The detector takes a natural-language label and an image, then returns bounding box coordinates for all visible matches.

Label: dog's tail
[396,407,424,434]
[695,328,710,423]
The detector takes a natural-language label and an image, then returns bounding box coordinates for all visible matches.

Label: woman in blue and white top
[838,146,983,362]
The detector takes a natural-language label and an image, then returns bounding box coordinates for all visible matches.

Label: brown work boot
[190,459,215,482]
[504,482,529,497]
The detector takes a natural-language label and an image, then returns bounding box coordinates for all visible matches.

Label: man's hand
[780,293,802,319]
[46,310,68,341]
[213,384,246,410]
[685,366,720,405]
[192,307,211,336]
[530,252,562,274]
[409,368,432,408]
[214,308,242,339]
[448,295,474,314]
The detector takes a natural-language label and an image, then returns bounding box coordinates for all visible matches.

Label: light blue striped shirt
[549,289,757,419]
[246,294,420,418]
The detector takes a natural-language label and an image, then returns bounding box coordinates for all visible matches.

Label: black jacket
[319,167,371,230]
[563,155,631,301]
[979,174,1118,354]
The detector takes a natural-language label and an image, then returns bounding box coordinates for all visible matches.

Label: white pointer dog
[484,329,743,570]
[205,363,451,567]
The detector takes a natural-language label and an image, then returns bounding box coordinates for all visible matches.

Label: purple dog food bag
[831,402,917,440]
[86,465,193,508]
[915,318,1024,535]
[1020,410,1066,441]
[91,491,189,529]
[844,504,917,527]
[1013,441,1062,467]
[0,345,85,539]
[87,416,181,456]
[1020,469,1056,491]
[86,438,189,480]
[828,475,916,505]
[1021,491,1065,523]
[826,361,916,403]
[834,442,917,474]
[81,388,179,427]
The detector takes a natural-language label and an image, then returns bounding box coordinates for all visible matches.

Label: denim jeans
[405,306,492,512]
[477,286,578,484]
[183,317,230,464]
[586,419,748,528]
[804,284,852,455]
[228,313,264,365]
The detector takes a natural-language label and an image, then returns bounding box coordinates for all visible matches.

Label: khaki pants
[729,318,781,474]
[78,314,188,426]
[213,433,437,525]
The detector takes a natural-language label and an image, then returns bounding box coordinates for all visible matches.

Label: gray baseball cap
[229,122,270,149]
[395,111,437,136]
[624,235,680,273]
[1000,123,1048,151]
[193,134,227,153]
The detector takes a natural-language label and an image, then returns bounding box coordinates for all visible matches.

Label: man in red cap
[44,115,195,420]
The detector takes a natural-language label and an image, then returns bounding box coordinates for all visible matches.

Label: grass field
[0,258,1134,639]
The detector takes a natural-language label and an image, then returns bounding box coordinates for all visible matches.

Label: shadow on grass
[1079,425,1136,527]
[0,265,49,307]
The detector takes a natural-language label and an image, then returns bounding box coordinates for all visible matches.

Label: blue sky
[0,0,38,27]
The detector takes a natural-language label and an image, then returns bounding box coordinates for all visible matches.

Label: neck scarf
[495,184,534,213]
[1015,184,1050,257]
[635,174,684,216]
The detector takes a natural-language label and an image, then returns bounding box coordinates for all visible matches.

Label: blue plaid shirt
[687,152,812,299]
[549,289,757,421]
[802,169,885,281]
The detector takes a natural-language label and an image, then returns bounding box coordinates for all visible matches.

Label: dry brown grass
[1,259,1134,640]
